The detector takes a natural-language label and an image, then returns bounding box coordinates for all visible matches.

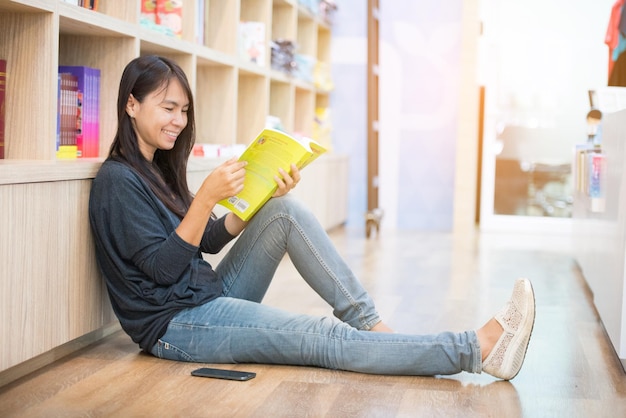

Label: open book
[218,128,327,221]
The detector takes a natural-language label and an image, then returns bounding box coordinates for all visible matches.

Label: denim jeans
[150,195,482,376]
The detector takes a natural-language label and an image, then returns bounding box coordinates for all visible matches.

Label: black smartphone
[191,367,256,381]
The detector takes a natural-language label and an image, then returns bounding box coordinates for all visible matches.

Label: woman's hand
[177,158,246,246]
[199,157,247,206]
[273,164,301,197]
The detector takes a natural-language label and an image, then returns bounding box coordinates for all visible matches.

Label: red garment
[606,0,625,77]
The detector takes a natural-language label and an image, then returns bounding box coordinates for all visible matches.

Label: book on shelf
[218,128,327,221]
[57,73,79,159]
[140,0,183,38]
[141,0,157,24]
[156,0,183,38]
[58,66,101,158]
[61,0,99,10]
[0,59,5,159]
[238,21,266,66]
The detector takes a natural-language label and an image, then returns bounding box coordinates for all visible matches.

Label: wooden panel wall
[0,179,116,372]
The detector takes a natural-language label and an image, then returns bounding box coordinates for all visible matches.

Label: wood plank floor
[1,227,625,417]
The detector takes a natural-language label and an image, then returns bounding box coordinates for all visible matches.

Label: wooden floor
[1,227,626,417]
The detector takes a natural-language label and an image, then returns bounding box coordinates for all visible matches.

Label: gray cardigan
[88,159,235,351]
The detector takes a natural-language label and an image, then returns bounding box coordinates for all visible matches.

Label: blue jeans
[150,195,482,375]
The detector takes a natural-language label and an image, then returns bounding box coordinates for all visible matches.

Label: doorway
[477,0,614,234]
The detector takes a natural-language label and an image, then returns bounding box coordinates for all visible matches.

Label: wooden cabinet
[573,109,626,371]
[0,0,344,377]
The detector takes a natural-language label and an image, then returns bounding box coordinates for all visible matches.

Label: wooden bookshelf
[0,0,345,380]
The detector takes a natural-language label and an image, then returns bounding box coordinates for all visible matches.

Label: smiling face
[126,78,189,161]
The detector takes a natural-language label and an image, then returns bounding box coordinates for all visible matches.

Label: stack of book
[57,66,101,159]
[270,39,296,75]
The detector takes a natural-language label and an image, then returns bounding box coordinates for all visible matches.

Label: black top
[88,160,235,351]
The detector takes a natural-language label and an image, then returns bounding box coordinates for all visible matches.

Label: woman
[89,55,535,380]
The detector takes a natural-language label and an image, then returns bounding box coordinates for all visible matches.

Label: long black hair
[109,55,195,219]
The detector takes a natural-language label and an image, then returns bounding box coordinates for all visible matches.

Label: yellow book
[219,128,327,221]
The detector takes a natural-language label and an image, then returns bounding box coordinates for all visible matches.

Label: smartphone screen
[191,367,256,381]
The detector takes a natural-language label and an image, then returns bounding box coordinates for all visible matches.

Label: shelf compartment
[195,63,237,145]
[240,0,272,68]
[294,85,314,136]
[236,72,269,144]
[201,0,239,54]
[0,10,56,159]
[317,24,331,63]
[296,7,317,57]
[96,0,138,23]
[269,79,294,133]
[272,0,296,41]
[60,34,137,157]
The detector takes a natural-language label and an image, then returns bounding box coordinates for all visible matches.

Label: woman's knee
[262,195,308,218]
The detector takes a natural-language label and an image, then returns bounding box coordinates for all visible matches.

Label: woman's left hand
[273,164,301,197]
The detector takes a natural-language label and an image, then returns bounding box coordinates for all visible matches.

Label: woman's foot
[479,278,536,380]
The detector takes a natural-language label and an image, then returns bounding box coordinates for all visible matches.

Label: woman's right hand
[177,158,247,246]
[198,157,247,205]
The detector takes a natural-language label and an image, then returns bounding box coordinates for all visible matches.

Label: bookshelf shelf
[0,159,103,185]
[0,0,343,381]
[58,3,134,36]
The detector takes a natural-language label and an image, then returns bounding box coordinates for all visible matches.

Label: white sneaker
[482,278,536,380]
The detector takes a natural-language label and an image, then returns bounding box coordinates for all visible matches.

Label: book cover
[238,22,266,66]
[141,0,157,24]
[0,59,5,159]
[218,128,327,221]
[58,66,100,158]
[156,0,183,38]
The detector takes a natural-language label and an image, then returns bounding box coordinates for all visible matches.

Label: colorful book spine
[58,65,100,158]
[91,67,101,158]
[57,72,79,159]
[0,59,5,159]
[56,74,60,154]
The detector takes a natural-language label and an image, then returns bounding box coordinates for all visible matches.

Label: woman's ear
[126,94,136,118]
